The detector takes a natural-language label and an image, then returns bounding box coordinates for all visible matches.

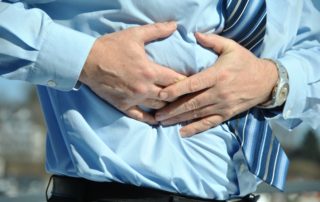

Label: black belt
[47,175,259,202]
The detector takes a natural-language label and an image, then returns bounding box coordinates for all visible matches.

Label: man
[0,0,319,202]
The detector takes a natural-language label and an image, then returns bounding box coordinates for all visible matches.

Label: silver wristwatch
[258,59,289,109]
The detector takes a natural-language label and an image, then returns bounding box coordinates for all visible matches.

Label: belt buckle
[228,194,260,202]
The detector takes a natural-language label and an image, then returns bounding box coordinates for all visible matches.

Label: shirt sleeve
[262,1,320,130]
[0,2,96,91]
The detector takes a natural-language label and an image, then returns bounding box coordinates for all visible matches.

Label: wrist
[79,38,102,85]
[259,58,279,105]
[36,22,96,91]
[258,59,289,109]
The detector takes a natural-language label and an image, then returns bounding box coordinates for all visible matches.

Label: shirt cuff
[33,22,96,91]
[266,55,306,131]
[278,54,308,120]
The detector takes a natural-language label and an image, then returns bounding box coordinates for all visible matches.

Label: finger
[133,70,184,100]
[141,99,167,109]
[156,90,215,121]
[147,84,168,100]
[195,33,235,54]
[180,115,224,137]
[125,106,158,125]
[151,62,186,86]
[139,22,177,43]
[161,104,220,126]
[158,68,217,101]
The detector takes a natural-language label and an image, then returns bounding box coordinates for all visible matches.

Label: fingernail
[175,76,185,83]
[160,92,168,100]
[180,129,188,137]
[163,21,173,24]
[168,21,176,24]
[194,32,200,36]
[168,21,177,28]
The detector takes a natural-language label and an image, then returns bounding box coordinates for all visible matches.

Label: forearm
[264,1,320,130]
[0,2,96,91]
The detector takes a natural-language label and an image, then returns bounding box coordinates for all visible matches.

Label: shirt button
[285,110,292,118]
[239,164,246,173]
[47,80,57,87]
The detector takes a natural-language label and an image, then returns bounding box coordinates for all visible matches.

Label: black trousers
[47,175,260,202]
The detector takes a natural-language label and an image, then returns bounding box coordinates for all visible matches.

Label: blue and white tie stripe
[221,0,289,190]
[222,0,267,54]
[228,109,289,190]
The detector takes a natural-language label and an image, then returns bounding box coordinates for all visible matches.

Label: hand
[155,33,278,136]
[80,22,185,124]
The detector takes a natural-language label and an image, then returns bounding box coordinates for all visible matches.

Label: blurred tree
[26,87,45,128]
[288,129,320,180]
[291,129,320,162]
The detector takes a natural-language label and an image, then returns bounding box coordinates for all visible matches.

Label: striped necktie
[221,0,289,190]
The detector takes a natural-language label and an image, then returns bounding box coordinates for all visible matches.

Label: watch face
[278,83,289,105]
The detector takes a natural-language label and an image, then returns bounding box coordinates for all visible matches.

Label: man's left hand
[155,33,278,137]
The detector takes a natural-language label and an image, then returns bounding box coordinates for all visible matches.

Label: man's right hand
[79,22,185,124]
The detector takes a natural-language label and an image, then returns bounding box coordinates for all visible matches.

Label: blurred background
[0,78,319,202]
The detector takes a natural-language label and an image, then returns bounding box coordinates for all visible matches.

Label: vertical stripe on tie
[270,143,281,185]
[224,0,249,32]
[222,0,267,54]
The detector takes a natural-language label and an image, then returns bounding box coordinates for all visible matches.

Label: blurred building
[0,82,47,197]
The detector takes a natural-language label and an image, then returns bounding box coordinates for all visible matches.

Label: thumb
[125,106,158,125]
[195,33,234,54]
[139,22,177,43]
[151,62,186,86]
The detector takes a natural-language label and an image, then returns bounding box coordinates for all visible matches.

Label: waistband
[47,175,259,202]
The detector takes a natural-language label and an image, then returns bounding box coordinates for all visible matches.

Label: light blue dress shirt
[0,0,320,200]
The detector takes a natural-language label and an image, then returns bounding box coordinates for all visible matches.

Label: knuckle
[150,100,164,109]
[165,89,178,100]
[184,99,200,112]
[219,93,236,108]
[132,84,148,95]
[192,107,207,119]
[223,37,237,49]
[218,88,235,102]
[188,77,203,92]
[196,108,206,118]
[192,125,202,134]
[224,109,234,119]
[201,118,214,128]
[192,110,199,118]
[130,26,141,36]
[142,68,156,80]
[153,23,164,31]
[219,91,230,100]
[148,100,157,108]
[226,37,236,45]
[217,69,230,82]
[170,116,182,124]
